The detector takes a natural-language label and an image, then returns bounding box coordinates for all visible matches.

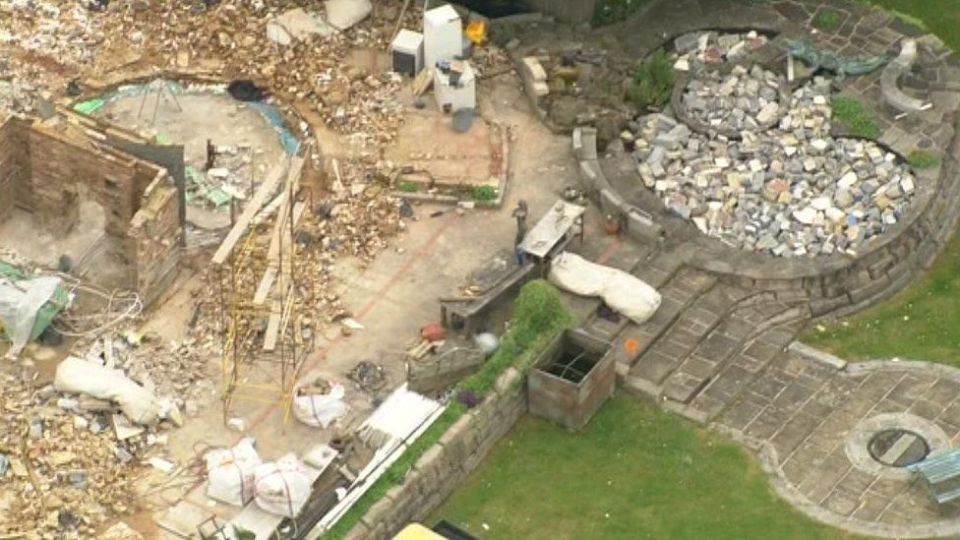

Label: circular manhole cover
[868,429,930,468]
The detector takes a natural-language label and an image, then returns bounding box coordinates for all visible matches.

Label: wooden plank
[211,159,291,265]
[263,300,282,352]
[252,201,307,305]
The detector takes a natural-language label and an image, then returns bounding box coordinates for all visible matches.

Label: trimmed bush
[628,49,674,112]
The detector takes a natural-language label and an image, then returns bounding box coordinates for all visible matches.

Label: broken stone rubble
[632,76,917,258]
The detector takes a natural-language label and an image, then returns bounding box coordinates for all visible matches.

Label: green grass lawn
[803,231,960,366]
[430,397,857,540]
[863,1,960,49]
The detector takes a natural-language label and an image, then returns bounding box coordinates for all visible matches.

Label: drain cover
[868,429,930,467]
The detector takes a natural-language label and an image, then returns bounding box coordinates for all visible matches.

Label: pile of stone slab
[672,30,769,71]
[682,65,783,132]
[628,77,917,258]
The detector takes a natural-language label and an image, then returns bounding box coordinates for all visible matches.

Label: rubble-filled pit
[85,79,300,230]
[627,73,919,258]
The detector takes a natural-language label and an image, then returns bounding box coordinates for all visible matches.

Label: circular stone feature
[630,77,918,257]
[868,429,930,467]
[680,65,787,135]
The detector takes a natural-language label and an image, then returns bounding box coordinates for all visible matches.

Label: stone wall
[343,367,527,540]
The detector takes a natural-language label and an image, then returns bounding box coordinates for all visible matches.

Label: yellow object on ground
[466,20,487,45]
[393,523,446,540]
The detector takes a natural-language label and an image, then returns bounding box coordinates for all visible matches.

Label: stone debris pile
[672,30,769,71]
[682,65,783,132]
[629,77,917,257]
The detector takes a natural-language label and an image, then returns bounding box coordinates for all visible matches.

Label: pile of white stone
[682,65,783,132]
[626,77,916,258]
[672,30,769,71]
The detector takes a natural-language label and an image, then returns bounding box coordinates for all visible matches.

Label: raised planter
[528,329,614,430]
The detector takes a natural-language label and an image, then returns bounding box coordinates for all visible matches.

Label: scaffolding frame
[218,158,314,426]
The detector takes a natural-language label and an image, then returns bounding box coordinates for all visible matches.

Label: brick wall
[0,117,181,305]
[128,170,182,307]
[343,367,528,540]
[0,119,28,221]
[25,128,143,237]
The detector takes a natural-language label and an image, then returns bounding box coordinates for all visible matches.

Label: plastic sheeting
[548,252,662,325]
[0,275,61,357]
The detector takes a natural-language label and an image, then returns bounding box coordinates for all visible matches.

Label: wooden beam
[211,159,291,265]
[252,201,307,305]
[263,300,282,352]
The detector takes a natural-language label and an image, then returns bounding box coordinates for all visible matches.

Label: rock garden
[626,64,918,258]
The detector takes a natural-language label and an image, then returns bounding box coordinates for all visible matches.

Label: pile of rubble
[672,29,770,71]
[629,77,917,257]
[0,358,176,538]
[681,65,783,132]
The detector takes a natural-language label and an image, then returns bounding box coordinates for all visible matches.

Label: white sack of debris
[293,383,349,428]
[254,454,313,517]
[548,252,662,324]
[54,356,164,425]
[204,437,262,506]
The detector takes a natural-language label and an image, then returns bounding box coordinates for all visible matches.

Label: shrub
[908,150,940,169]
[812,8,844,31]
[472,185,498,202]
[592,0,654,27]
[831,96,881,139]
[397,181,419,193]
[324,280,572,539]
[628,49,674,112]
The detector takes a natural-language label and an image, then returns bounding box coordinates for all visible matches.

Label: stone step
[658,294,797,405]
[686,319,805,422]
[614,266,716,375]
[627,282,750,389]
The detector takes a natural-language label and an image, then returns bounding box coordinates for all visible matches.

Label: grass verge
[813,8,845,31]
[803,229,960,367]
[831,96,882,139]
[431,397,859,540]
[324,280,573,539]
[908,149,940,169]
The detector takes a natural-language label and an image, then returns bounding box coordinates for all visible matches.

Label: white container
[433,60,476,112]
[391,29,424,76]
[423,4,462,69]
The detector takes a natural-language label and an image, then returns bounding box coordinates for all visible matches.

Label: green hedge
[324,280,573,539]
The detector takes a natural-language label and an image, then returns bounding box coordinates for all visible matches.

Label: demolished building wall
[0,117,29,221]
[0,117,181,306]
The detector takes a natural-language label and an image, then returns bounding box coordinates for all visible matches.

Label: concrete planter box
[528,329,614,430]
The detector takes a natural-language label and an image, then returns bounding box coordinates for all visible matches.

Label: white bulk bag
[204,437,262,506]
[293,384,349,428]
[548,252,661,324]
[254,454,313,517]
[54,356,163,425]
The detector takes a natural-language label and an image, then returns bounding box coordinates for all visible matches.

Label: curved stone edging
[573,126,664,242]
[672,67,791,140]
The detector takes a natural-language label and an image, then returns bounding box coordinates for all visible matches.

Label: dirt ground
[126,64,591,536]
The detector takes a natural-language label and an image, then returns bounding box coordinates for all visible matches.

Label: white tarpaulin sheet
[548,252,662,324]
[0,275,61,358]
